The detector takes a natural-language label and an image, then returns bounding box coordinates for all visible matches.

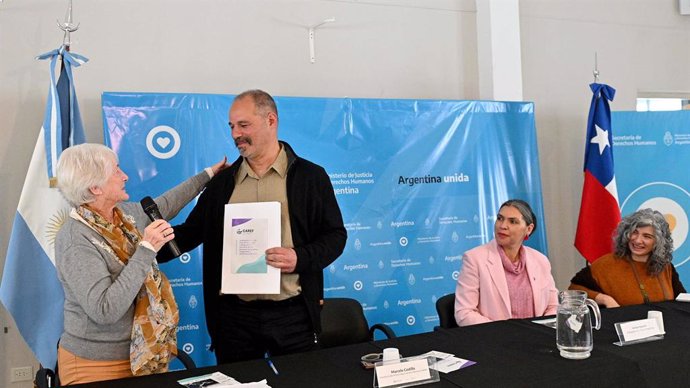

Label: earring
[524,235,529,241]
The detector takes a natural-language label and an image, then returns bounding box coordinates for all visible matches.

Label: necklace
[628,258,668,303]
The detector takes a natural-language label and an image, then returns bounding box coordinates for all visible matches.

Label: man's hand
[265,247,297,273]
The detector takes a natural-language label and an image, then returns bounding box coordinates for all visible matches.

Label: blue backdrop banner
[102,93,546,367]
[613,111,690,286]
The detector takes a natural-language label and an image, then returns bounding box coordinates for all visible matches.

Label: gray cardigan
[55,171,210,361]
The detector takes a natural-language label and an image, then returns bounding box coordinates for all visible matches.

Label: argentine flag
[0,47,87,368]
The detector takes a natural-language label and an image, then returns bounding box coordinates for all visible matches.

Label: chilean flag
[575,83,621,263]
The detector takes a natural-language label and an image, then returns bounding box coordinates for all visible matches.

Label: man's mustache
[234,136,252,147]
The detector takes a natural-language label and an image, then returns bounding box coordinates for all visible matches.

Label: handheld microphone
[140,196,182,257]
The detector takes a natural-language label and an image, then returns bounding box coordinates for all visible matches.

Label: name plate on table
[374,357,439,388]
[614,318,663,346]
[676,293,690,302]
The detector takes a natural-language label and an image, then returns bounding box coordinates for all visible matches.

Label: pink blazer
[454,239,558,326]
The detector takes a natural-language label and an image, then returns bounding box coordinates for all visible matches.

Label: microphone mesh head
[140,196,155,211]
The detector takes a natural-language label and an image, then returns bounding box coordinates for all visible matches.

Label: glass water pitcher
[556,290,601,359]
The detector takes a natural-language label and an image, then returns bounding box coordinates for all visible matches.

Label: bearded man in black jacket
[169,89,347,363]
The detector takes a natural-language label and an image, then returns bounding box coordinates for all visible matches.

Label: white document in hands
[221,202,281,294]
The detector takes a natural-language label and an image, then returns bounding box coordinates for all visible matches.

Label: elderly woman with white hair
[569,208,686,308]
[54,143,226,385]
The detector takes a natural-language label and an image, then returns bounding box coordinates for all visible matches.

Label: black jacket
[166,141,347,347]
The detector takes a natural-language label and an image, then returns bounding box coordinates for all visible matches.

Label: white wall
[0,0,476,386]
[3,0,690,386]
[520,0,690,291]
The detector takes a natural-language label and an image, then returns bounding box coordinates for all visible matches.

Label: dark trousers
[214,295,319,364]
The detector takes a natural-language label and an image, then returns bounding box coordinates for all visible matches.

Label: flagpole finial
[593,52,600,83]
[56,0,80,50]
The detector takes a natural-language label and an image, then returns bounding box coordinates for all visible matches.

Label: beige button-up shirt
[230,146,301,301]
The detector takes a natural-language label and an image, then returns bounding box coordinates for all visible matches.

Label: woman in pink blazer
[454,199,558,326]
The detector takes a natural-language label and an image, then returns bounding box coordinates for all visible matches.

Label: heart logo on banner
[146,125,180,159]
[156,137,171,148]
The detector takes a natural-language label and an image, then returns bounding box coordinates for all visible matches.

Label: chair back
[175,348,197,370]
[319,298,371,348]
[436,293,459,329]
[35,366,58,388]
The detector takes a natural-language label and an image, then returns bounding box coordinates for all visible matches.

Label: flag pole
[593,52,599,83]
[56,0,79,52]
[48,0,84,187]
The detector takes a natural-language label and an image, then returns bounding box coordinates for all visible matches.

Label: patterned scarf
[76,205,179,375]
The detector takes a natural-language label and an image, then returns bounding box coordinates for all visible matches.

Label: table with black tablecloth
[73,301,690,388]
